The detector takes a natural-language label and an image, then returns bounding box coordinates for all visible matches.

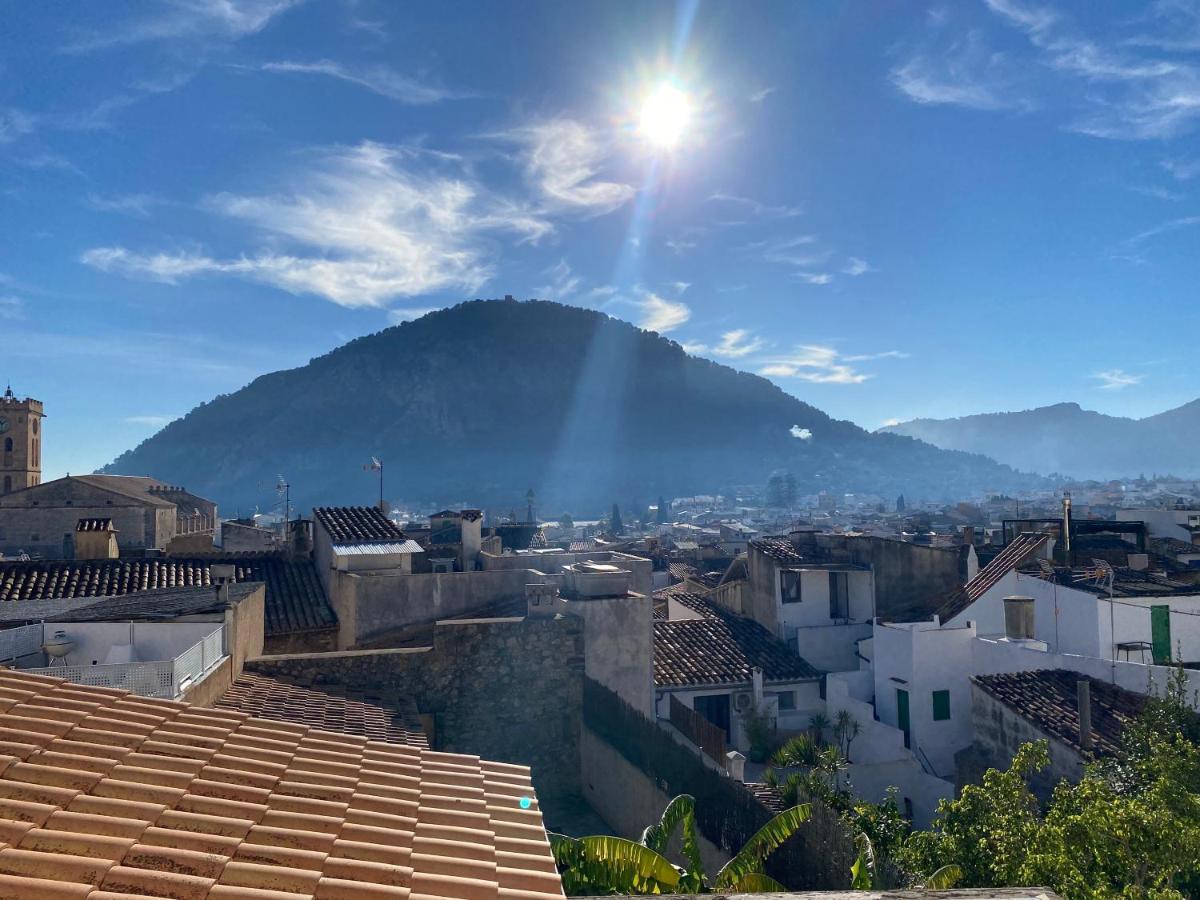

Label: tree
[559,512,574,529]
[609,503,624,536]
[899,678,1200,900]
[656,496,670,524]
[550,795,812,895]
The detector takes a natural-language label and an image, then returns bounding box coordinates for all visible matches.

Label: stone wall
[957,681,1084,799]
[331,567,539,647]
[245,614,585,799]
[263,627,338,656]
[566,593,653,716]
[580,725,729,873]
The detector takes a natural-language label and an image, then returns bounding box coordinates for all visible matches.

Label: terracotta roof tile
[653,616,822,687]
[0,670,562,899]
[312,509,406,545]
[218,675,427,750]
[972,668,1147,757]
[0,556,335,637]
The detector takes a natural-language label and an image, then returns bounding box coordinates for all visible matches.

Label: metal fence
[28,660,176,697]
[0,624,45,662]
[24,625,226,700]
[669,693,728,766]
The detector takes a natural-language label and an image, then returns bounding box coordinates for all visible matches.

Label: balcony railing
[0,624,46,663]
[22,625,226,700]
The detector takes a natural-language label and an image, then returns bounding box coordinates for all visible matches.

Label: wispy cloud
[1161,157,1200,181]
[534,259,581,300]
[796,272,833,285]
[710,329,767,359]
[749,87,776,104]
[1093,368,1144,390]
[708,192,802,221]
[86,193,164,217]
[890,31,1028,111]
[0,109,35,143]
[759,344,905,384]
[789,425,813,441]
[1127,215,1200,245]
[82,141,553,307]
[665,237,698,256]
[124,415,176,427]
[842,257,871,276]
[501,119,634,216]
[637,293,691,333]
[66,0,303,52]
[986,0,1200,140]
[0,296,23,320]
[258,61,469,105]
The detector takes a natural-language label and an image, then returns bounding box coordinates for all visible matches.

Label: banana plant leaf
[713,803,811,889]
[550,832,681,895]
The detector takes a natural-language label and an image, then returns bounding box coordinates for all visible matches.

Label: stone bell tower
[0,386,44,495]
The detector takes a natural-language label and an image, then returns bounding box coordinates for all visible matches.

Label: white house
[653,591,822,752]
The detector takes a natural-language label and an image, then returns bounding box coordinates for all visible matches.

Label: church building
[0,390,218,558]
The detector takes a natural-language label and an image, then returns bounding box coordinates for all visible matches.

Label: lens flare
[639,83,692,150]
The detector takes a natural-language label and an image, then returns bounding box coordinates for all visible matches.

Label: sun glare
[639,83,692,150]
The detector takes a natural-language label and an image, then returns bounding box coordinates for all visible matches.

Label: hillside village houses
[0,390,1198,893]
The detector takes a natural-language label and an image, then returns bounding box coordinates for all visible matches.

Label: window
[932,690,951,721]
[828,571,848,619]
[2,476,9,494]
[771,690,795,710]
[2,438,10,452]
[30,533,40,542]
[781,570,802,603]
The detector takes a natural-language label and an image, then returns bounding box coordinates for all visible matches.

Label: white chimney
[1002,595,1036,641]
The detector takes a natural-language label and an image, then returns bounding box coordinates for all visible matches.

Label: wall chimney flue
[1077,678,1093,751]
[1002,595,1035,640]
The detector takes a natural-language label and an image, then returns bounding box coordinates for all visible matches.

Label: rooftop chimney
[1002,595,1035,641]
[1077,678,1093,751]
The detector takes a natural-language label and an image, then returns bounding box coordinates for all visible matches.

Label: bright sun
[639,83,692,150]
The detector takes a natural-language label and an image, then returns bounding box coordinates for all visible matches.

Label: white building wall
[871,620,977,778]
[1116,508,1199,542]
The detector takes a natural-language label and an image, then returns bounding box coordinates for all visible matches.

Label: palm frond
[727,872,788,892]
[923,864,963,889]
[638,794,703,891]
[714,803,811,889]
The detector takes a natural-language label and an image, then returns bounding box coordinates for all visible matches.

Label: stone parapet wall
[246,614,585,799]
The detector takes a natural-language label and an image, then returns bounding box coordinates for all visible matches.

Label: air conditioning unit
[733,691,754,711]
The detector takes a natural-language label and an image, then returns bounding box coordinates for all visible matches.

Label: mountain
[880,400,1200,480]
[103,299,1038,513]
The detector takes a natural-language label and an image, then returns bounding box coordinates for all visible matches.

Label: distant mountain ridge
[103,299,1039,512]
[879,400,1200,480]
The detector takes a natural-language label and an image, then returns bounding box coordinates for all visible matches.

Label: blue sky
[3,0,1199,480]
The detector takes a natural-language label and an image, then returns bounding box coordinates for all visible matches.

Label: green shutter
[1151,605,1172,665]
[896,689,910,748]
[932,690,951,721]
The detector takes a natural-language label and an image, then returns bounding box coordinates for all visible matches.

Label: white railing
[24,625,227,700]
[0,624,46,662]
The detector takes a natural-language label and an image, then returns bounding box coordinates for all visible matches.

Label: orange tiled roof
[0,668,564,900]
[218,673,429,750]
